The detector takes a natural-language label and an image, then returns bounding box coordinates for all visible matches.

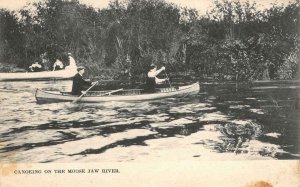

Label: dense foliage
[0,0,299,81]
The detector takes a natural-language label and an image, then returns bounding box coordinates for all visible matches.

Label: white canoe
[0,61,77,81]
[35,82,200,103]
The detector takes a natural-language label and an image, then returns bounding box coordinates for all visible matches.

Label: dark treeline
[0,0,299,81]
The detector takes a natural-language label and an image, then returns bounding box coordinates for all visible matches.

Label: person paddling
[71,66,97,95]
[145,63,168,93]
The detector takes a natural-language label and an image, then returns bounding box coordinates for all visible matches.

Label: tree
[0,9,24,66]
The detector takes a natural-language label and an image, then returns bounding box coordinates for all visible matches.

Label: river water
[0,80,299,163]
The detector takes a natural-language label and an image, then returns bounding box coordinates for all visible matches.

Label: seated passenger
[29,62,42,72]
[53,59,64,71]
[64,53,77,70]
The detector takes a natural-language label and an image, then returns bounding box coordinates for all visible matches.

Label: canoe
[0,60,77,81]
[35,82,200,103]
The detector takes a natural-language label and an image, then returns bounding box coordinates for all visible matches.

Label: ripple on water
[15,128,157,162]
[249,108,265,114]
[265,132,281,138]
[150,118,195,129]
[229,105,251,109]
[247,140,287,158]
[96,110,118,116]
[0,80,298,162]
[145,113,169,122]
[1,129,63,148]
[169,103,213,114]
[90,125,274,161]
[245,98,256,100]
[97,117,146,128]
[198,112,230,122]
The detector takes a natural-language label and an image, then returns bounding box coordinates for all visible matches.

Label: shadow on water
[199,81,300,159]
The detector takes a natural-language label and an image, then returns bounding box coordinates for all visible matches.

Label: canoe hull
[35,82,200,103]
[0,68,77,81]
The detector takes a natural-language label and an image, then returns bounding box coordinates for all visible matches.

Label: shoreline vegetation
[0,0,299,82]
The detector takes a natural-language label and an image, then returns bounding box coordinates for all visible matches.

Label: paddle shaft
[72,81,98,103]
[164,71,172,88]
[100,88,123,96]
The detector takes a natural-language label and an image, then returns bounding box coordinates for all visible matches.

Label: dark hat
[77,66,85,71]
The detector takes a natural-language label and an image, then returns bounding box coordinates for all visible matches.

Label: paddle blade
[64,102,84,111]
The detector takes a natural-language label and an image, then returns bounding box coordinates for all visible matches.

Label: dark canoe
[35,82,200,103]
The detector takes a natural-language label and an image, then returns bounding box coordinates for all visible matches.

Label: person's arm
[78,78,93,94]
[155,66,165,76]
[81,81,98,94]
[78,76,92,87]
[148,71,155,78]
[148,66,166,77]
[29,65,33,71]
[155,77,168,84]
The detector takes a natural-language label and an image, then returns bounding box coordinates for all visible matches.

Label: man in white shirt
[145,64,168,93]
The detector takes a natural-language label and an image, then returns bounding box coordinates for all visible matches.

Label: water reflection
[0,80,299,162]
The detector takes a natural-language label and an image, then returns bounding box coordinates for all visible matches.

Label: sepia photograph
[0,0,299,186]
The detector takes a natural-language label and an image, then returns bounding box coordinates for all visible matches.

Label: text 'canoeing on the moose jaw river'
[13,169,120,174]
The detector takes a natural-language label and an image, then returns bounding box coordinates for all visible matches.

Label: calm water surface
[0,80,299,162]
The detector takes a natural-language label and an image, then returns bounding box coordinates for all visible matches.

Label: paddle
[71,81,98,103]
[99,88,124,96]
[164,70,172,88]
